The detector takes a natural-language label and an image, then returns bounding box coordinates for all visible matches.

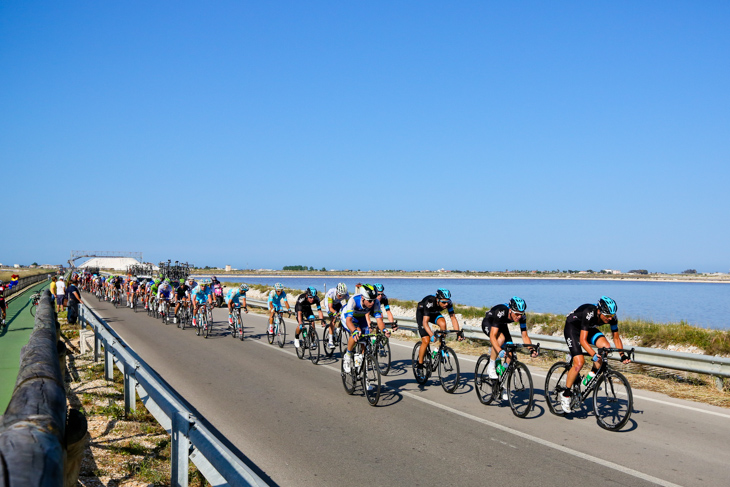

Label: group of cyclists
[81,272,633,414]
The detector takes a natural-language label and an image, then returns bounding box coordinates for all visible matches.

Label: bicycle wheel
[203,314,210,338]
[411,342,431,384]
[30,304,37,317]
[593,370,633,431]
[267,317,275,344]
[196,313,203,336]
[231,315,238,339]
[341,354,356,395]
[339,327,349,356]
[438,346,460,393]
[276,317,286,348]
[362,354,381,406]
[180,309,186,330]
[475,355,497,405]
[309,328,320,364]
[507,362,534,418]
[323,325,335,358]
[375,337,391,376]
[296,328,306,359]
[238,312,244,341]
[544,361,571,415]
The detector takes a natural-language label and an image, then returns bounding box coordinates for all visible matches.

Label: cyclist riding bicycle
[560,296,632,413]
[482,297,538,398]
[414,288,464,377]
[342,284,390,375]
[226,284,249,326]
[267,283,292,334]
[191,280,213,327]
[293,287,324,349]
[323,283,349,349]
[157,278,174,315]
[173,278,190,324]
[372,283,395,325]
[127,278,140,308]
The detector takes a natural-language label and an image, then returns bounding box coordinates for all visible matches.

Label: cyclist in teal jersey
[267,283,292,333]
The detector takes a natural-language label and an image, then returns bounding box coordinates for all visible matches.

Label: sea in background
[197,276,729,330]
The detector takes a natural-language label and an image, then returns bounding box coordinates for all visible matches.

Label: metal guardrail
[79,304,268,487]
[244,297,730,388]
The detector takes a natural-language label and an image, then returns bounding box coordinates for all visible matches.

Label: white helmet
[336,282,347,295]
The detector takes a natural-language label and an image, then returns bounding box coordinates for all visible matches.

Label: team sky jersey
[225,288,246,303]
[176,284,190,299]
[416,295,454,325]
[481,304,527,334]
[324,288,349,312]
[343,295,382,321]
[565,304,619,334]
[191,285,211,304]
[268,290,289,309]
[294,293,322,316]
[370,293,391,316]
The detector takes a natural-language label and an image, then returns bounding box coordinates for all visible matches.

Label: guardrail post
[714,376,725,392]
[124,363,137,414]
[104,340,114,381]
[94,327,100,363]
[171,412,193,487]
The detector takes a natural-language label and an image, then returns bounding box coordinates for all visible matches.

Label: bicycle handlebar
[582,347,635,360]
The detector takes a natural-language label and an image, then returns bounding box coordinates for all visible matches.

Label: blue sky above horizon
[2,1,728,273]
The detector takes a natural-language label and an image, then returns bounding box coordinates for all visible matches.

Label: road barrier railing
[80,303,268,487]
[244,297,730,389]
[2,272,51,300]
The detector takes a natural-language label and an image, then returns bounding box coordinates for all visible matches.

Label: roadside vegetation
[0,268,53,281]
[61,311,211,486]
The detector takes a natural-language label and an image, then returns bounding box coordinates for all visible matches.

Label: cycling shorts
[564,326,605,360]
[342,314,370,335]
[415,309,446,338]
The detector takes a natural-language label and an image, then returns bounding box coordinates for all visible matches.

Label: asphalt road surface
[84,294,730,487]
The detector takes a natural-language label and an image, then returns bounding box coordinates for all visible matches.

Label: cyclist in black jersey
[481,297,538,382]
[560,296,632,413]
[173,279,190,324]
[372,283,395,324]
[293,287,324,349]
[414,289,464,375]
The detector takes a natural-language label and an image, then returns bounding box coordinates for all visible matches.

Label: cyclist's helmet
[179,279,185,284]
[597,296,618,315]
[509,296,527,313]
[239,283,249,292]
[164,278,171,284]
[154,279,161,285]
[336,282,348,295]
[274,282,284,291]
[359,284,377,300]
[306,286,317,298]
[436,288,452,300]
[374,283,385,293]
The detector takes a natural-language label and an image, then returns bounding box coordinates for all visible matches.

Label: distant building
[602,269,622,274]
[78,257,157,272]
[225,265,231,272]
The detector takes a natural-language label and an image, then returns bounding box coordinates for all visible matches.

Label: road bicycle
[295,317,321,364]
[159,298,171,325]
[411,330,461,393]
[341,331,382,406]
[372,322,397,376]
[29,292,41,317]
[147,295,158,318]
[230,305,247,341]
[544,347,635,431]
[267,309,289,348]
[112,288,123,308]
[177,300,192,330]
[194,303,211,338]
[321,312,344,358]
[474,343,539,418]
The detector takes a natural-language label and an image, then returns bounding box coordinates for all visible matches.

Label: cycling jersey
[416,295,455,338]
[324,288,349,314]
[563,304,619,358]
[343,294,382,327]
[225,288,246,305]
[295,292,322,319]
[268,290,288,310]
[158,282,173,299]
[191,285,210,304]
[377,293,390,311]
[481,304,527,334]
[175,284,190,299]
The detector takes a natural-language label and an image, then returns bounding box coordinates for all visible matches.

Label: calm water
[200,276,730,329]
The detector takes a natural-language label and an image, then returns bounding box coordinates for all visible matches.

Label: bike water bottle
[582,371,595,386]
[496,359,506,376]
[432,348,439,360]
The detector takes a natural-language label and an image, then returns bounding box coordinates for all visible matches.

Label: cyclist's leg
[268,306,276,331]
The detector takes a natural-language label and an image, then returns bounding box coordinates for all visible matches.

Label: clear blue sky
[2,1,728,273]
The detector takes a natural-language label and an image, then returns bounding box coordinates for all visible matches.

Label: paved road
[84,294,730,487]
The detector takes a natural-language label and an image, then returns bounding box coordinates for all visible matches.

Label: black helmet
[597,296,618,315]
[509,296,527,313]
[436,288,451,300]
[359,284,377,300]
[306,286,317,298]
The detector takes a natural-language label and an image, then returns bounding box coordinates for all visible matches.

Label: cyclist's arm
[612,330,631,363]
[345,315,356,334]
[450,313,461,332]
